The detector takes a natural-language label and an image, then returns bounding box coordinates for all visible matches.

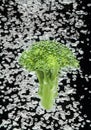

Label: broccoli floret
[19,40,79,110]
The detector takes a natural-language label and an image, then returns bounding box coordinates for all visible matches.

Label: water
[0,0,91,130]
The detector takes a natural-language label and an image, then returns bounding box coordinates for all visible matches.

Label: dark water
[0,0,91,130]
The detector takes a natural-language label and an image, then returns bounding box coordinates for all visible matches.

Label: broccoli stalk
[36,70,58,109]
[19,40,79,110]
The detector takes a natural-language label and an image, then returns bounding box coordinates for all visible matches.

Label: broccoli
[19,40,79,110]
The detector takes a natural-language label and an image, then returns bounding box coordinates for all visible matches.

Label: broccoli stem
[36,70,58,110]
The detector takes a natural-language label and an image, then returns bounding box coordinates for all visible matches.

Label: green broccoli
[19,40,79,110]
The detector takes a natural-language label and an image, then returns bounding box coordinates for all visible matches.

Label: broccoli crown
[19,40,79,72]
